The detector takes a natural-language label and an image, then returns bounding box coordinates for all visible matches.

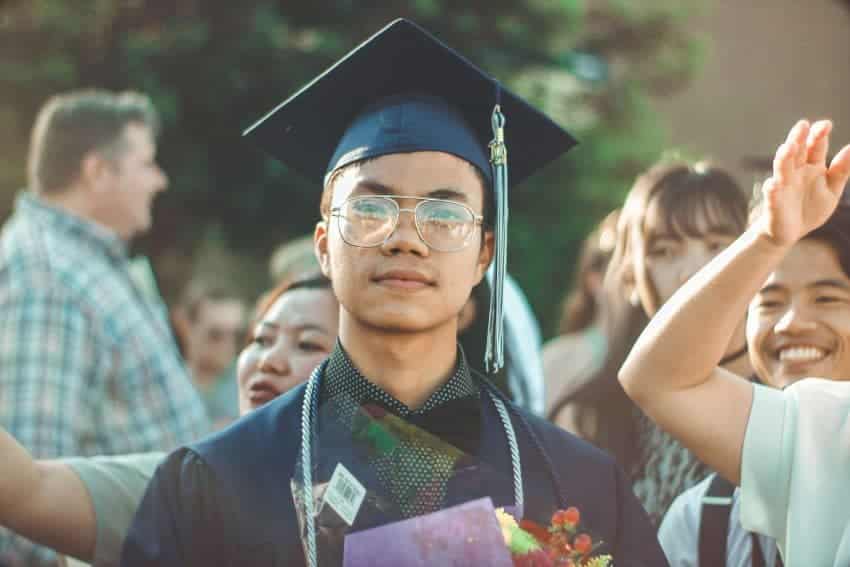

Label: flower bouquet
[496,507,612,567]
[341,498,612,566]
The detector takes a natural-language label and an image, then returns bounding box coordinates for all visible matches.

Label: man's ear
[314,220,332,279]
[80,152,112,194]
[474,230,495,284]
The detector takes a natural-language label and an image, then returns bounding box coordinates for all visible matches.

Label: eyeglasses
[329,195,484,252]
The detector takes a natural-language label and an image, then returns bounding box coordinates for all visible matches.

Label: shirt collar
[16,192,128,260]
[322,340,478,417]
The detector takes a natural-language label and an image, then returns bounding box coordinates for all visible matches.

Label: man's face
[315,151,493,335]
[97,122,168,239]
[747,238,850,388]
[187,298,247,382]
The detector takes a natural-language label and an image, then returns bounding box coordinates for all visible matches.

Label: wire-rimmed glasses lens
[333,196,480,251]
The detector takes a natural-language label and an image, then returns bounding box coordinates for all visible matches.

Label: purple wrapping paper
[342,497,514,567]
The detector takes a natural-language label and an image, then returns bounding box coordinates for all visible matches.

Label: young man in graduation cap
[121,19,667,567]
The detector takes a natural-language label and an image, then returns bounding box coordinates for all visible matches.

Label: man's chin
[355,310,452,335]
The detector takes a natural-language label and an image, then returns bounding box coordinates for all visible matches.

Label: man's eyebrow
[352,181,470,203]
[426,188,468,202]
[353,180,396,195]
[810,279,850,291]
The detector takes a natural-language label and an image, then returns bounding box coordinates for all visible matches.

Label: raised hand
[757,119,850,247]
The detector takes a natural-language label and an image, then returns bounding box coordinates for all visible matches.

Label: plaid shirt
[0,193,210,564]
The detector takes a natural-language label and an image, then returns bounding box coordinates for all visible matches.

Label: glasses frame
[329,195,485,252]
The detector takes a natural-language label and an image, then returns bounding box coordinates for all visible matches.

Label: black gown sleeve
[611,465,670,567]
[120,448,237,567]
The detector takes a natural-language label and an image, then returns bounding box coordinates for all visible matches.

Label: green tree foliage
[0,0,702,334]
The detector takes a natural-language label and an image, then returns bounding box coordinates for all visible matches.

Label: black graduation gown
[121,369,668,566]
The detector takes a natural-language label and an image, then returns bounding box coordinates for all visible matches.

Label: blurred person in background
[547,161,752,526]
[620,119,850,566]
[172,279,248,427]
[269,233,321,285]
[0,90,209,566]
[0,275,337,567]
[544,209,619,429]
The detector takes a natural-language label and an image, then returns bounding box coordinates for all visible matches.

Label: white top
[658,475,778,566]
[740,380,850,566]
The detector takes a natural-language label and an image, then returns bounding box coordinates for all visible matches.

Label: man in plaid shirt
[0,90,210,565]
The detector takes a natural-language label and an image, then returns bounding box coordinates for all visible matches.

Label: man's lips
[372,269,435,289]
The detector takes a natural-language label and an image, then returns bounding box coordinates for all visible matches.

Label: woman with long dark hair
[548,160,752,525]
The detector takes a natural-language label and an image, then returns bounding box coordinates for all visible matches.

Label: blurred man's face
[187,298,246,383]
[96,122,168,239]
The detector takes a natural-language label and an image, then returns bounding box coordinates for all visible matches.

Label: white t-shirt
[740,380,850,566]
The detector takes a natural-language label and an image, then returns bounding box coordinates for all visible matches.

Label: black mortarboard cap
[244,18,577,374]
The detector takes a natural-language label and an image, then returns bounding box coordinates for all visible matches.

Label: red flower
[573,533,593,556]
[520,519,552,545]
[552,507,581,529]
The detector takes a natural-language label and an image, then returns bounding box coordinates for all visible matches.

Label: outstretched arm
[0,427,96,561]
[619,119,850,484]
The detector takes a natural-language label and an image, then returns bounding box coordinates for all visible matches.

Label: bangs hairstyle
[246,272,333,346]
[607,161,748,290]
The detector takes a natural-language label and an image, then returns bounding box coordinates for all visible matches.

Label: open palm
[760,120,850,247]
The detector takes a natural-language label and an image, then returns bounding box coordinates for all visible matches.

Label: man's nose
[380,209,429,256]
[774,304,818,335]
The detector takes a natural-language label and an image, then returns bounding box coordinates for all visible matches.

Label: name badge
[323,463,366,526]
